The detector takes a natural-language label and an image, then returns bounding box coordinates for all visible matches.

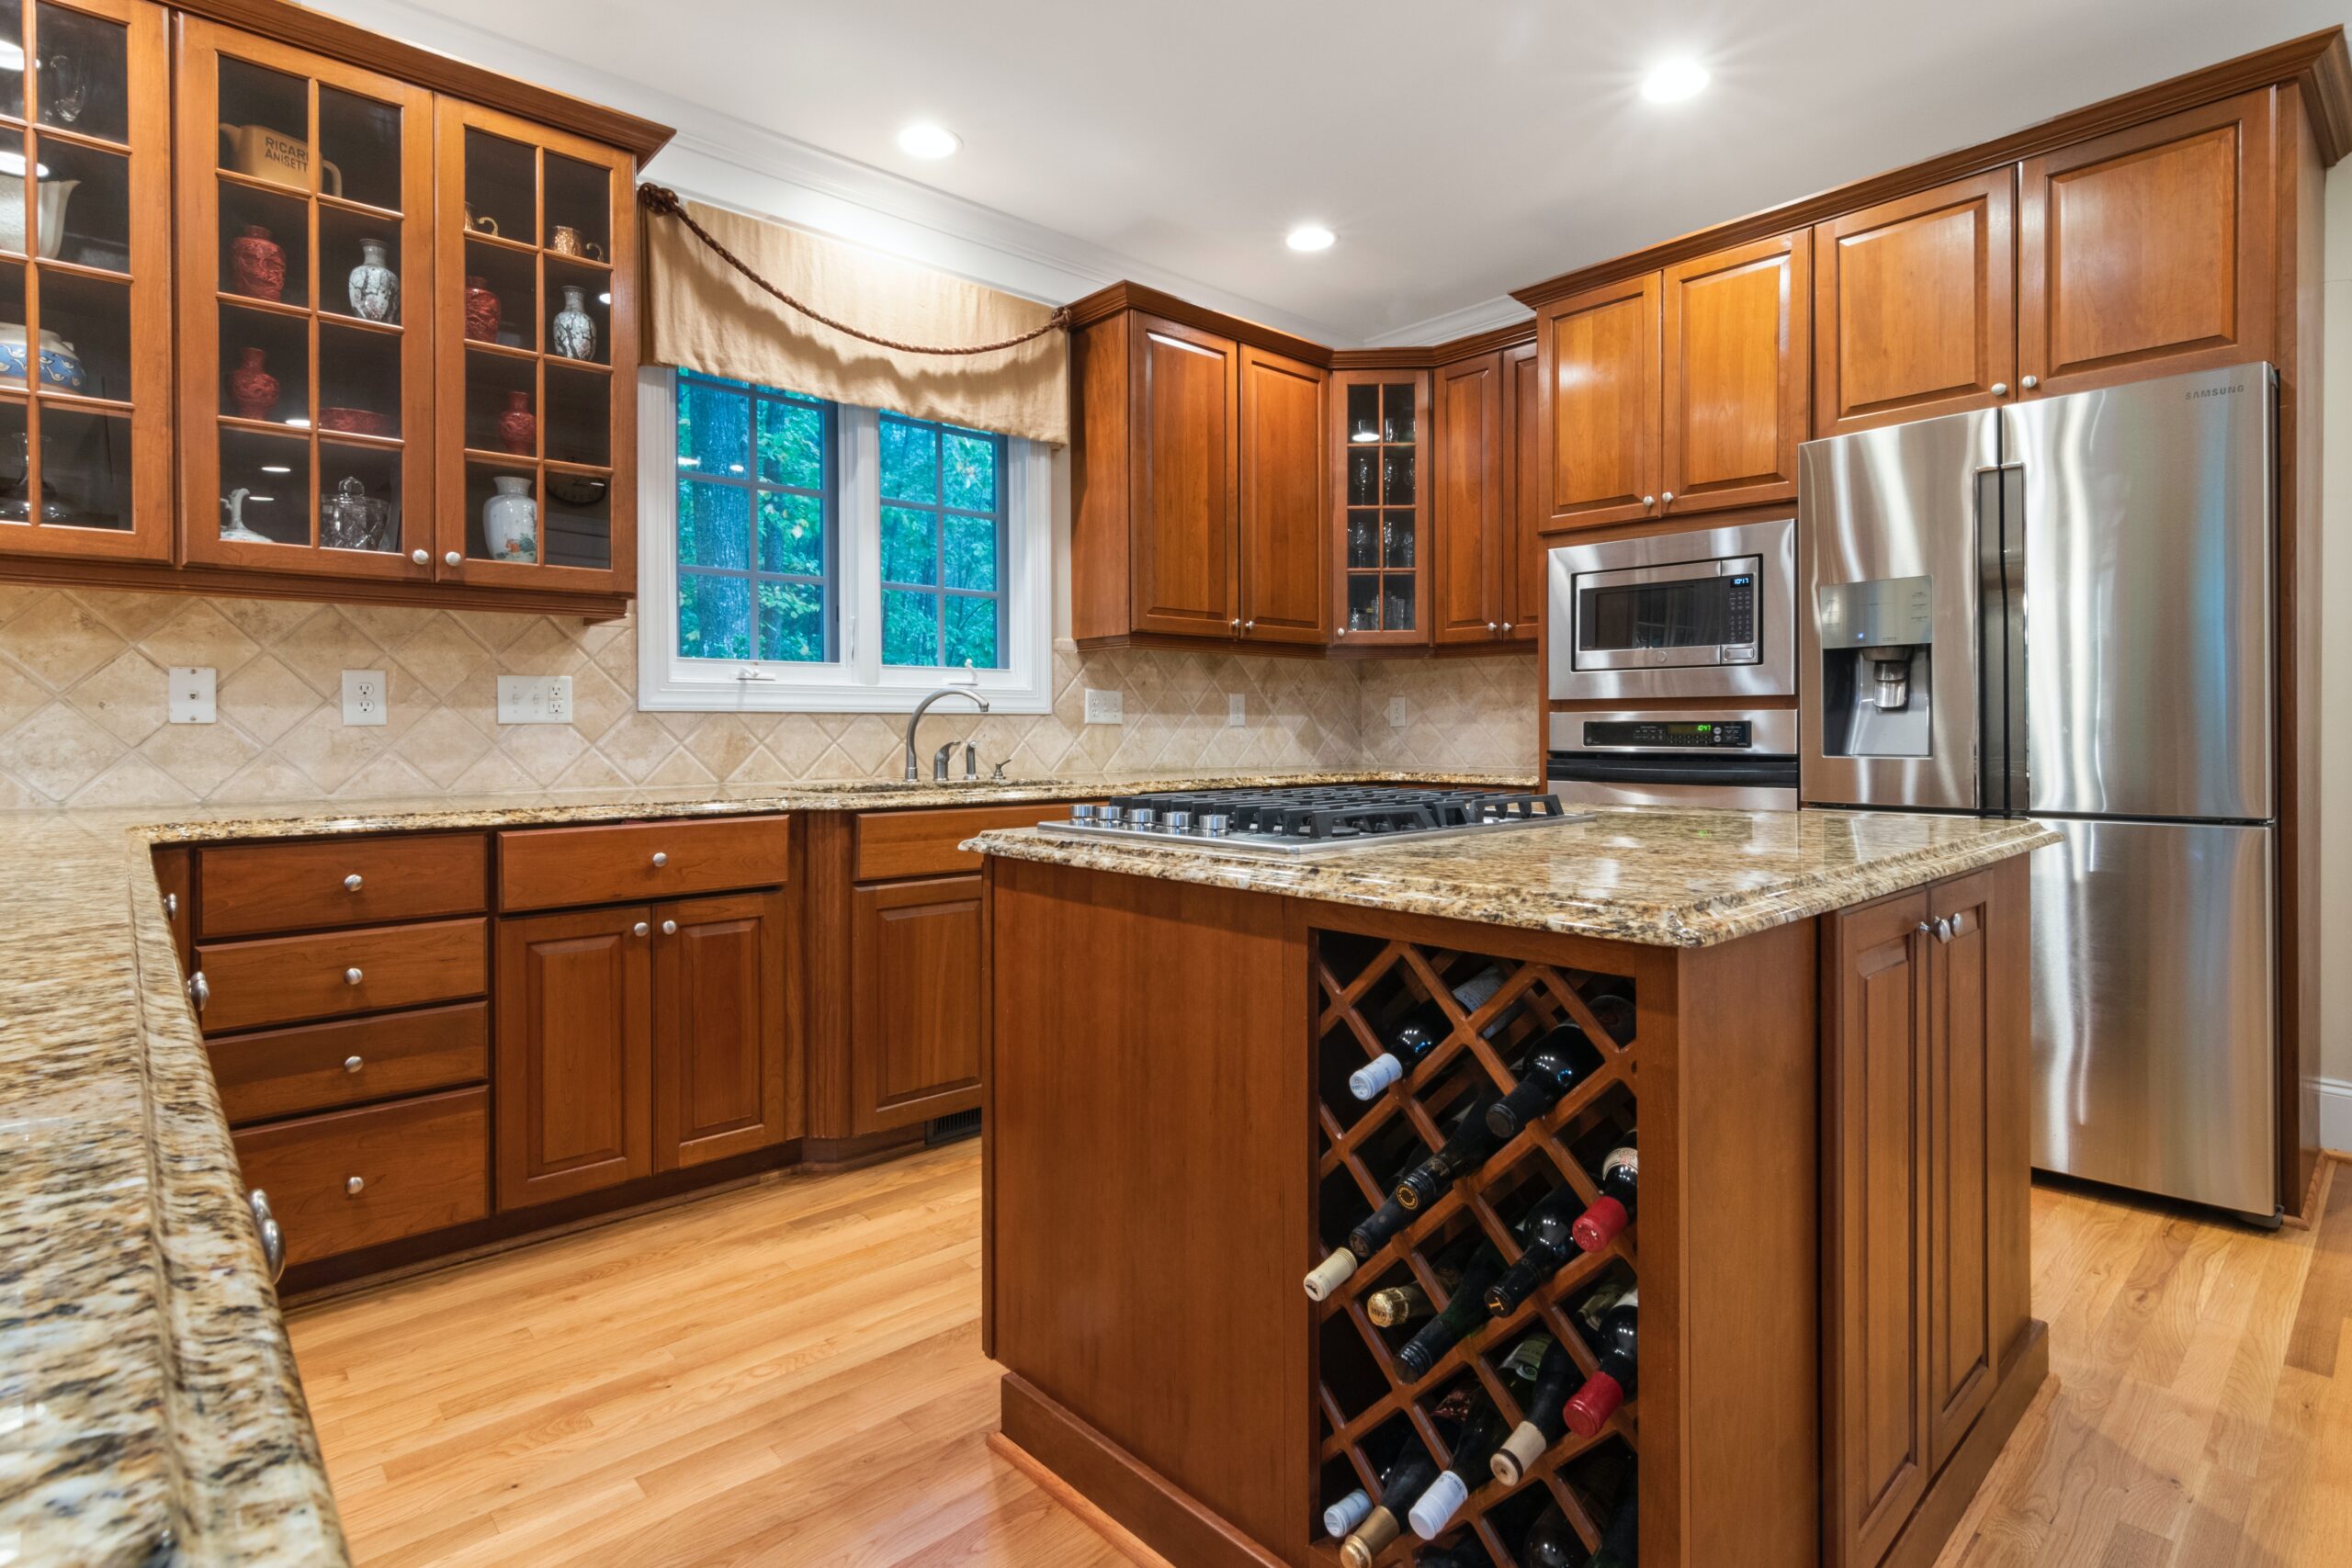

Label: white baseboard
[2321,1075,2352,1156]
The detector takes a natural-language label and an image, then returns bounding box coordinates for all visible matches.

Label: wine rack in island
[1309,931,1642,1568]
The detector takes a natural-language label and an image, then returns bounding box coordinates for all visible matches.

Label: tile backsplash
[0,585,1534,809]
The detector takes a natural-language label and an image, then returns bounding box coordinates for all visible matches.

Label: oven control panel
[1583,720,1756,749]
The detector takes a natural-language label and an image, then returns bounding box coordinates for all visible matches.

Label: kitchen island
[972,806,2058,1568]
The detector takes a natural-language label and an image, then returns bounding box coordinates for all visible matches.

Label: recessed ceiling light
[897,122,960,160]
[259,464,291,474]
[1641,59,1711,103]
[1286,224,1336,253]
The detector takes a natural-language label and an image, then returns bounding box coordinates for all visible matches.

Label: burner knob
[1200,813,1230,838]
[1126,807,1157,830]
[1069,803,1096,825]
[1095,804,1123,825]
[1163,810,1193,834]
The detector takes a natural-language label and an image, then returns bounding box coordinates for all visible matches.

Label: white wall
[2322,163,2352,1148]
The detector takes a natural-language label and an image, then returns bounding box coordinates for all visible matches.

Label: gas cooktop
[1035,785,1590,858]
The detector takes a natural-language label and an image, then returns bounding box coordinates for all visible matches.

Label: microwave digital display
[1577,573,1757,655]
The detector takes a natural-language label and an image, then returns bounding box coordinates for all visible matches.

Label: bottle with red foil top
[1572,1137,1639,1253]
[1562,1288,1638,1436]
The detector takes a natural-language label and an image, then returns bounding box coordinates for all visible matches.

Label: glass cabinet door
[1334,371,1427,643]
[0,0,167,561]
[175,18,432,578]
[433,97,634,593]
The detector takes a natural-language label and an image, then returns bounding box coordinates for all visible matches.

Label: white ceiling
[345,0,2348,344]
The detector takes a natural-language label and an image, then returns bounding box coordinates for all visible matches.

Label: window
[639,368,1051,714]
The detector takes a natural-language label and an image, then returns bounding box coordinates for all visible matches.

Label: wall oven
[1545,518,1796,701]
[1546,708,1800,810]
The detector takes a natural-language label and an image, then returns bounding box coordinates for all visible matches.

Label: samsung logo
[2186,384,2245,400]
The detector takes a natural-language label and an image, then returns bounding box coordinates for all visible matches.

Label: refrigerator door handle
[1973,461,2029,817]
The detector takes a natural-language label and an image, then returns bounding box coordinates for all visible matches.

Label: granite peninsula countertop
[0,767,1529,1567]
[968,805,2062,948]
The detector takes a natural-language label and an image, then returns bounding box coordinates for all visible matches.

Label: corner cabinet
[0,0,174,565]
[1331,368,1426,644]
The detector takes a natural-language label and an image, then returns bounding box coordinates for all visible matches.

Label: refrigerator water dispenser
[1816,576,1933,758]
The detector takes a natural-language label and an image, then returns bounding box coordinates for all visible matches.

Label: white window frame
[637,367,1053,714]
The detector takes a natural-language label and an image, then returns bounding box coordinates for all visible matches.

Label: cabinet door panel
[1815,173,2017,435]
[1236,344,1327,643]
[1500,341,1540,641]
[1662,231,1808,512]
[1827,891,1930,1568]
[495,904,652,1208]
[1539,273,1659,532]
[1130,313,1238,637]
[2018,90,2273,396]
[653,888,790,1168]
[1430,350,1502,645]
[851,874,982,1134]
[1926,873,1996,1471]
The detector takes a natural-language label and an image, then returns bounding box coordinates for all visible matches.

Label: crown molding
[1359,295,1532,351]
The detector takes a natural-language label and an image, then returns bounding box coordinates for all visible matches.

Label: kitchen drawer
[198,833,488,938]
[854,802,1085,883]
[209,1002,488,1125]
[194,919,486,1035]
[498,816,792,911]
[233,1088,490,1267]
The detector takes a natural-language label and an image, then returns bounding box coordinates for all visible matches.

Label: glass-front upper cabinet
[433,98,635,595]
[0,0,168,562]
[1333,369,1428,644]
[175,18,432,579]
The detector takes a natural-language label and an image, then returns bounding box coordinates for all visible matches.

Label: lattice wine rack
[1310,929,1641,1567]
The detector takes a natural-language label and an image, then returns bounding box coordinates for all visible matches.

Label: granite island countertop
[967,805,2062,948]
[0,766,1530,1567]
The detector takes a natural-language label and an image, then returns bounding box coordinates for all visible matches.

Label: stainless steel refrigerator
[1798,363,2278,1220]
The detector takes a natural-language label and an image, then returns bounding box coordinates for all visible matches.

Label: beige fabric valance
[642,195,1069,446]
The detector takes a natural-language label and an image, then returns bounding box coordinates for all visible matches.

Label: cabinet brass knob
[344,873,363,892]
[345,1176,365,1196]
[345,966,363,986]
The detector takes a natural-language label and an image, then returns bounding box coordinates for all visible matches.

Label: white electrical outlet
[1227,694,1246,728]
[168,667,216,725]
[1387,695,1408,728]
[341,670,388,727]
[497,674,573,725]
[1083,687,1123,725]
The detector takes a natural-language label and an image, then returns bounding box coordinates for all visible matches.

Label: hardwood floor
[288,1143,2352,1568]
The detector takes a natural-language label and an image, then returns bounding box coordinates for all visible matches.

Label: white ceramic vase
[0,175,79,260]
[347,237,398,323]
[482,475,537,563]
[551,284,596,360]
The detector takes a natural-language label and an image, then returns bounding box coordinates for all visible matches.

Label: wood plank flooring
[288,1143,2352,1567]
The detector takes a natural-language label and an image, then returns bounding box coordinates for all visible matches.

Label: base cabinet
[655,890,791,1169]
[850,874,984,1134]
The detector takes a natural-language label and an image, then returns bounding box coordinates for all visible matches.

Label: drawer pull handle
[344,873,363,892]
[249,1189,284,1280]
[188,972,209,1013]
[163,892,177,919]
[650,852,669,867]
[343,1055,364,1074]
[345,1176,366,1196]
[632,920,650,937]
[661,919,678,936]
[345,966,363,985]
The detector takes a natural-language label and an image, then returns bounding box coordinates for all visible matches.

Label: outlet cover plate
[168,667,216,725]
[497,674,573,725]
[1083,687,1123,725]
[1227,694,1246,728]
[1387,695,1408,728]
[341,669,388,727]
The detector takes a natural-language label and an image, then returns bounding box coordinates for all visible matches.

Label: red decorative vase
[495,389,537,456]
[463,275,501,343]
[227,346,278,421]
[228,224,287,302]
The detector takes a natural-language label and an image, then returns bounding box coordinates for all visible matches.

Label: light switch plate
[497,674,573,725]
[1083,687,1123,725]
[168,667,216,725]
[1227,694,1246,728]
[341,670,388,727]
[1387,695,1408,728]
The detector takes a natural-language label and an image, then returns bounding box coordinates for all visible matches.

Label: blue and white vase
[347,236,398,323]
[551,285,596,361]
[0,322,85,391]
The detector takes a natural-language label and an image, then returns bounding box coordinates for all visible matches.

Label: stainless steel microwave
[1546,518,1796,702]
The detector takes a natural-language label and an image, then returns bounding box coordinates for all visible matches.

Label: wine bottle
[1571,1137,1639,1253]
[1350,964,1513,1100]
[1395,1087,1504,1212]
[1484,998,1631,1141]
[1409,1542,1489,1568]
[1321,1427,1410,1540]
[1588,1485,1638,1568]
[1394,1243,1506,1380]
[1338,1404,1463,1568]
[1408,1393,1510,1539]
[1521,1502,1584,1568]
[1365,1232,1476,1326]
[1482,1186,1586,1317]
[1305,1144,1425,1298]
[1562,1289,1639,1437]
[1490,1336,1582,1484]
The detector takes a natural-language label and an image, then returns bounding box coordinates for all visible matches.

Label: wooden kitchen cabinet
[653,889,791,1169]
[1536,271,1659,532]
[494,902,653,1208]
[1660,231,1809,513]
[233,1085,489,1267]
[2018,90,2274,397]
[1331,369,1428,644]
[1824,863,2030,1568]
[1126,310,1238,639]
[1815,173,2018,435]
[850,874,983,1134]
[1236,343,1328,643]
[1499,340,1540,642]
[1430,350,1503,646]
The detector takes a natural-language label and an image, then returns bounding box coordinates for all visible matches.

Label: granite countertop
[968,805,2062,948]
[0,767,1529,1567]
